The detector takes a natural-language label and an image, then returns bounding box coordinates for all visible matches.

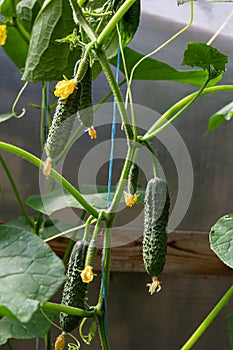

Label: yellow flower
[0,25,7,46]
[80,266,94,283]
[87,126,97,139]
[124,192,138,207]
[146,276,162,295]
[55,332,66,350]
[54,79,76,99]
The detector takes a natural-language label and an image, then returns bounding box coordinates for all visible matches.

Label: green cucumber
[78,63,93,128]
[142,177,170,291]
[46,84,81,160]
[127,163,139,195]
[59,239,88,333]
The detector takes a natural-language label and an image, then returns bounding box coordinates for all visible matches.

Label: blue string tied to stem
[101,41,121,338]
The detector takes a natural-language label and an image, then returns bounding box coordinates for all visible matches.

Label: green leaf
[208,101,233,132]
[227,312,233,350]
[117,0,141,47]
[22,0,82,82]
[0,309,56,345]
[87,0,140,60]
[5,217,83,241]
[0,225,66,322]
[26,189,111,215]
[209,214,233,269]
[16,0,44,33]
[181,42,228,78]
[111,47,218,87]
[27,185,145,216]
[0,113,14,123]
[3,26,29,69]
[0,0,21,16]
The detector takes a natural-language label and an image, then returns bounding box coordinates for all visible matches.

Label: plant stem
[125,0,194,107]
[145,77,210,139]
[97,221,113,350]
[108,144,136,213]
[142,84,233,141]
[0,142,99,218]
[13,17,30,44]
[97,0,137,47]
[117,25,137,140]
[141,140,159,177]
[6,340,13,350]
[44,329,53,350]
[42,301,95,318]
[69,0,97,42]
[96,48,134,141]
[98,311,111,350]
[181,285,233,350]
[0,153,34,227]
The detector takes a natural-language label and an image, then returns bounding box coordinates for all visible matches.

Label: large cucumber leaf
[0,225,66,322]
[87,0,140,59]
[26,187,145,216]
[111,47,217,87]
[209,214,233,269]
[0,0,21,16]
[0,309,56,345]
[22,0,81,82]
[3,26,29,69]
[16,0,44,33]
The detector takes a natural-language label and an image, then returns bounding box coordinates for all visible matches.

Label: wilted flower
[124,192,138,207]
[87,126,97,139]
[80,266,94,283]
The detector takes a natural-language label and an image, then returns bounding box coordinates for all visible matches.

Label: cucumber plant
[0,0,233,349]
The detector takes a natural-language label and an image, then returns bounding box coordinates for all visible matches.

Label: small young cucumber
[142,177,170,294]
[77,63,94,128]
[59,239,88,333]
[127,163,139,195]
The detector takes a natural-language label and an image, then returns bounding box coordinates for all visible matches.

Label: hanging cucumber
[59,239,89,333]
[45,82,81,162]
[128,163,139,195]
[78,63,94,128]
[124,163,139,207]
[142,177,170,294]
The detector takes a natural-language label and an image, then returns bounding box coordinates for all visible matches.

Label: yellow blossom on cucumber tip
[147,276,162,295]
[80,265,94,283]
[124,192,138,207]
[87,126,97,139]
[0,24,7,46]
[54,78,76,99]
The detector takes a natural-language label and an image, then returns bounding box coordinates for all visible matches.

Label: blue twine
[102,42,121,337]
[36,337,39,350]
[107,45,121,208]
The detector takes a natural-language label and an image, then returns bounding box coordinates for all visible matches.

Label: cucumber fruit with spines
[59,239,89,333]
[142,177,170,293]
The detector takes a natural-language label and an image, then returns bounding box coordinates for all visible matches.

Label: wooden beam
[48,230,232,276]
